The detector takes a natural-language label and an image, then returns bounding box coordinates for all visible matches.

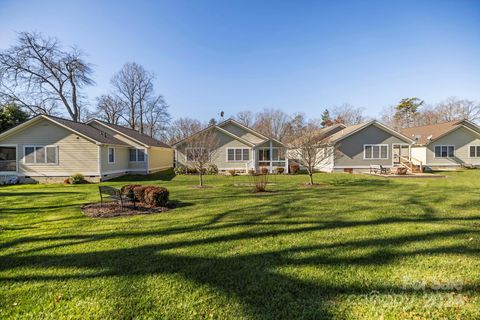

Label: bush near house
[69,173,87,184]
[276,167,285,174]
[289,162,300,174]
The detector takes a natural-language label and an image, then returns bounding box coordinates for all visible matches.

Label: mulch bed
[82,202,169,218]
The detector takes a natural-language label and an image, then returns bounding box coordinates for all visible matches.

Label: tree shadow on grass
[1,206,479,319]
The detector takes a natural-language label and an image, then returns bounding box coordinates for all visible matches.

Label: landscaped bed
[0,169,479,319]
[82,202,169,218]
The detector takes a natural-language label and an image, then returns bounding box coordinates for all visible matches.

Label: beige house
[401,120,480,170]
[307,120,416,173]
[173,119,287,173]
[0,115,173,183]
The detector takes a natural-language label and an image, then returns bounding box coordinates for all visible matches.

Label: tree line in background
[1,32,479,144]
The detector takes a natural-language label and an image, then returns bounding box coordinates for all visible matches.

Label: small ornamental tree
[179,129,219,187]
[288,125,339,185]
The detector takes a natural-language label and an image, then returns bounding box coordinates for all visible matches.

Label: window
[129,148,146,162]
[0,146,16,171]
[24,146,57,164]
[258,148,285,161]
[434,145,455,158]
[469,145,480,157]
[364,144,388,160]
[108,147,115,164]
[227,148,249,161]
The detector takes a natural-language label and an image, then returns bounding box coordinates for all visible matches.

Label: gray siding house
[317,120,415,172]
[173,119,287,173]
[401,120,480,170]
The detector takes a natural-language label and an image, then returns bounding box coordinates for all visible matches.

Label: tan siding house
[401,120,480,170]
[0,115,173,183]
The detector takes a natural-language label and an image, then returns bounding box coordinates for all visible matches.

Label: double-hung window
[364,144,388,160]
[108,147,115,164]
[434,145,455,158]
[129,148,145,162]
[227,148,249,161]
[469,145,480,158]
[24,146,58,164]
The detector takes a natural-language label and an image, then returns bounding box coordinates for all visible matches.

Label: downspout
[97,144,103,182]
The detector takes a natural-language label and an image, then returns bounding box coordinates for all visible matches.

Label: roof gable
[328,120,414,144]
[87,120,170,148]
[173,125,255,147]
[400,120,480,145]
[0,115,127,146]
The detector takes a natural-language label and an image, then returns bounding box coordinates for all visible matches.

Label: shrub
[69,173,87,184]
[207,164,218,175]
[248,169,255,175]
[133,185,150,202]
[276,167,285,174]
[251,173,268,192]
[120,184,141,197]
[228,169,237,176]
[144,186,169,207]
[187,167,198,174]
[174,165,187,175]
[289,162,300,174]
[260,167,269,174]
[63,178,71,184]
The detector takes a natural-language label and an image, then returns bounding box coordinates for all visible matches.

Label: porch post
[252,148,256,172]
[284,148,288,174]
[269,140,273,173]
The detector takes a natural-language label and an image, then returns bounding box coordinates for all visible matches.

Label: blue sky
[0,0,479,121]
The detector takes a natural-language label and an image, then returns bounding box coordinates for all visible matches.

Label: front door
[392,144,410,165]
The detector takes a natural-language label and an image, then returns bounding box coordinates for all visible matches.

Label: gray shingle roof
[45,115,128,146]
[91,120,171,148]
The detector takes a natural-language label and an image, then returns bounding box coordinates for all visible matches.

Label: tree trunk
[199,172,203,187]
[308,169,314,185]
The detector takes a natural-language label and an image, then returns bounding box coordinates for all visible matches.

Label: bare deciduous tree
[288,125,337,185]
[235,110,254,127]
[178,129,219,187]
[0,32,93,121]
[253,109,291,141]
[435,97,480,123]
[165,117,205,145]
[111,62,155,130]
[143,94,170,138]
[95,94,123,124]
[331,103,365,126]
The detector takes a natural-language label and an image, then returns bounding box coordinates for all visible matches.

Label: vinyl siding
[426,126,480,166]
[0,118,99,176]
[176,129,252,170]
[100,146,130,174]
[148,147,174,171]
[334,124,410,167]
[220,123,265,144]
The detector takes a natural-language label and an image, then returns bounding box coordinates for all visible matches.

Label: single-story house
[0,115,173,183]
[401,120,480,170]
[173,118,287,173]
[313,120,416,173]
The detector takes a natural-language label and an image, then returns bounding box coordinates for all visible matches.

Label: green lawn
[0,170,479,319]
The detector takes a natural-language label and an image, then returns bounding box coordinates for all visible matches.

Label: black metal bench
[99,186,135,208]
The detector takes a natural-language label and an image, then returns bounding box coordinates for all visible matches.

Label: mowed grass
[0,170,479,319]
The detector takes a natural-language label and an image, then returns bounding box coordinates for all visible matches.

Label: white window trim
[363,144,389,160]
[23,145,58,165]
[129,148,146,163]
[108,147,115,164]
[468,145,480,158]
[433,145,455,158]
[226,147,250,162]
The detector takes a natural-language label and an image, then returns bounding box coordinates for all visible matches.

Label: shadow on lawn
[1,180,480,318]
